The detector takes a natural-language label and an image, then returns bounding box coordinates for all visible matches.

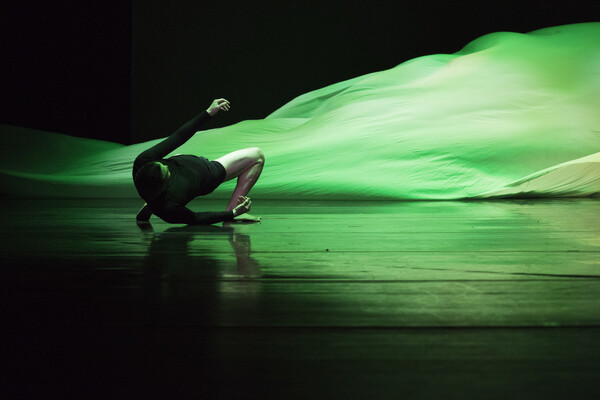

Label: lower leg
[225,162,263,211]
[214,147,265,212]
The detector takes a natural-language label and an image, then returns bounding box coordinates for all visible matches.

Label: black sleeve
[161,206,235,225]
[133,111,211,176]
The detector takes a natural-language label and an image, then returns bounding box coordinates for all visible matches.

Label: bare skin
[214,147,264,222]
[136,98,263,223]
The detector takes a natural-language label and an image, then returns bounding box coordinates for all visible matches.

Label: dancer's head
[134,161,170,201]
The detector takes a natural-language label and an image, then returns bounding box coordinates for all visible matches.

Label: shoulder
[133,154,153,176]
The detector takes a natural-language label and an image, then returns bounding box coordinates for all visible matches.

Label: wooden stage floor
[2,197,600,399]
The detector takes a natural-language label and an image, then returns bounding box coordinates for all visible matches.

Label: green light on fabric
[1,23,599,199]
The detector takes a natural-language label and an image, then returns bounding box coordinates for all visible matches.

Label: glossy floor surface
[3,198,600,399]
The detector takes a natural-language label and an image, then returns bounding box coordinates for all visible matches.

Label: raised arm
[133,99,231,176]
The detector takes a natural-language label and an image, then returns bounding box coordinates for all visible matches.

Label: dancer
[133,98,263,224]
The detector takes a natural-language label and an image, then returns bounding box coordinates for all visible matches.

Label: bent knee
[250,147,265,164]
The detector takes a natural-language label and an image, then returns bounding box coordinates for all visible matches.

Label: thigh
[214,147,263,181]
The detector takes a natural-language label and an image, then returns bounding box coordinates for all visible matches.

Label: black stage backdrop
[1,1,131,144]
[1,0,598,144]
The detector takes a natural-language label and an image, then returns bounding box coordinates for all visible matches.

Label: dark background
[2,0,599,144]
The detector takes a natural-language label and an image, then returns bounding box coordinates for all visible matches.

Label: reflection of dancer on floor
[133,98,263,224]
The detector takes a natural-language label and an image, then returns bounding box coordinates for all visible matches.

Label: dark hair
[134,162,167,201]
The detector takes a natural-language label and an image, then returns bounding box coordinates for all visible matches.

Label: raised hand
[206,98,231,116]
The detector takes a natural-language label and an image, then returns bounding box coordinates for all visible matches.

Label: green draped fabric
[2,23,599,199]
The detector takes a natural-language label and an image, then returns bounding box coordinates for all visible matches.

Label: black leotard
[132,111,234,224]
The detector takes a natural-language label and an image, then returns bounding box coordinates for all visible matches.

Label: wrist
[206,108,216,117]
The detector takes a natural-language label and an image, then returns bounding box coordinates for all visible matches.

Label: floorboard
[2,197,599,399]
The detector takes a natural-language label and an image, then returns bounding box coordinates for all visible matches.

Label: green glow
[1,23,599,199]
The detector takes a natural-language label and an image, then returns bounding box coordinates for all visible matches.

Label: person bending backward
[133,98,264,224]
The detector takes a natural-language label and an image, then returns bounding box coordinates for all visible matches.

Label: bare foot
[233,214,261,223]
